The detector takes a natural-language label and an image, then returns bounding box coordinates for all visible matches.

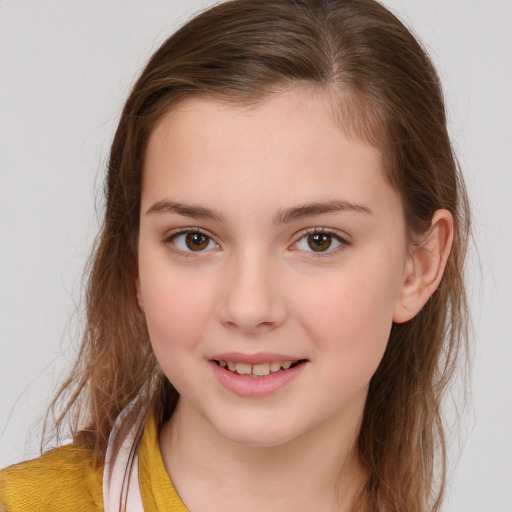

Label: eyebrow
[146,200,224,222]
[146,199,371,224]
[273,200,372,224]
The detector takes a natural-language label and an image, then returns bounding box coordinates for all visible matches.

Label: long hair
[44,1,470,510]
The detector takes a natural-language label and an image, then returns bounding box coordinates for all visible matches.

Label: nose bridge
[218,245,286,332]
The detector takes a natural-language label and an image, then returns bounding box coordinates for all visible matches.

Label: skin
[136,88,453,512]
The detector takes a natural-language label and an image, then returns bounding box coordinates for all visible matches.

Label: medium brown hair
[45,1,470,510]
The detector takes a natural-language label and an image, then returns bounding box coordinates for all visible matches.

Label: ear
[135,275,145,313]
[393,209,454,323]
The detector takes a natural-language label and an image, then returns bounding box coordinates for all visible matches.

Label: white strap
[102,405,145,512]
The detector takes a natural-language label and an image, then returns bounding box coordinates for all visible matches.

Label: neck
[159,399,367,512]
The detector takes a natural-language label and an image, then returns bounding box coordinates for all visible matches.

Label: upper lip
[210,352,305,364]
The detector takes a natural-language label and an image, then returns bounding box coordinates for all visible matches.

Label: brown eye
[307,233,333,252]
[168,230,219,254]
[185,232,210,251]
[293,230,346,256]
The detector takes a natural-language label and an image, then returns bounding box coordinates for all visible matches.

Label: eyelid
[162,227,221,255]
[290,227,351,256]
[161,226,349,257]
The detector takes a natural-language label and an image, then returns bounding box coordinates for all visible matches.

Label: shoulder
[0,444,103,512]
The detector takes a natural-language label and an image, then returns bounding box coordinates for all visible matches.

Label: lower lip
[209,361,307,397]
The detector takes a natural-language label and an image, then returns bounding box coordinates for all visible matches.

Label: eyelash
[162,227,350,257]
[291,228,350,258]
[162,228,220,257]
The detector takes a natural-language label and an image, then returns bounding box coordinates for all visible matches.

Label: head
[50,1,470,511]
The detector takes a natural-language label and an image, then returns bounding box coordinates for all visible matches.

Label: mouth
[213,359,306,378]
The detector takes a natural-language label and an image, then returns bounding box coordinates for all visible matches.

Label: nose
[217,251,287,334]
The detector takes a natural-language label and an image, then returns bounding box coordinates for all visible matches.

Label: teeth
[270,362,281,372]
[252,363,271,376]
[218,360,298,376]
[235,362,252,375]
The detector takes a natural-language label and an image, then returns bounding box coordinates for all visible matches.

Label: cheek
[293,268,398,370]
[140,268,216,358]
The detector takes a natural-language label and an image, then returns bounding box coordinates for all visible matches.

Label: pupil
[185,232,208,251]
[308,233,331,252]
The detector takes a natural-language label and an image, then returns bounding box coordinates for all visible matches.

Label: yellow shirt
[0,416,188,512]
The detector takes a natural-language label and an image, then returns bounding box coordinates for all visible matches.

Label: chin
[211,415,303,448]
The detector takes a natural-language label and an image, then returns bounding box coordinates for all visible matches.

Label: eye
[293,229,348,254]
[167,230,219,253]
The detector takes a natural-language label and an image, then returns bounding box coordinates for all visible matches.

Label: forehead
[151,86,382,142]
[141,89,400,222]
[145,88,381,175]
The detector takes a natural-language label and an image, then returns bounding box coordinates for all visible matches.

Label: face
[136,89,413,448]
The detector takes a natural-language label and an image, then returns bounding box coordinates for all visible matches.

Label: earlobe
[393,209,454,323]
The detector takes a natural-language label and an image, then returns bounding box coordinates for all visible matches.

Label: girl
[0,0,470,511]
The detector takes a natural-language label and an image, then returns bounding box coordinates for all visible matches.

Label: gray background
[1,1,511,511]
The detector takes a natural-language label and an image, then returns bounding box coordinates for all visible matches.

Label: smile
[209,358,307,396]
[214,360,301,378]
